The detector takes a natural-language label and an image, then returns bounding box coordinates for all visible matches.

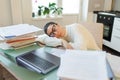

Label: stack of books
[6,35,37,49]
[0,24,42,49]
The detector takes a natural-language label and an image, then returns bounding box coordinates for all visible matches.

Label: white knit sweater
[62,23,100,50]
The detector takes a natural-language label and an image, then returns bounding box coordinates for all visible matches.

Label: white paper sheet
[57,50,109,80]
[44,47,65,57]
[0,36,4,41]
[0,24,42,39]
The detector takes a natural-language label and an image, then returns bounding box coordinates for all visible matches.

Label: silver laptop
[16,48,60,74]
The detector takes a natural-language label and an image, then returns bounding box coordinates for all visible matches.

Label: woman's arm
[36,34,62,47]
[61,39,73,49]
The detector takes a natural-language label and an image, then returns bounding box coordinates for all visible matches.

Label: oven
[97,13,115,42]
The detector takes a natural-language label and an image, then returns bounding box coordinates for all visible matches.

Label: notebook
[16,48,60,74]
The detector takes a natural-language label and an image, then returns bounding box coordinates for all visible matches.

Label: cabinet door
[88,0,104,12]
[112,17,120,35]
[111,17,120,52]
[111,35,120,52]
[113,17,120,28]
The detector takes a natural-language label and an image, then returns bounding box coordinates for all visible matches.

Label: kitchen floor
[103,45,120,57]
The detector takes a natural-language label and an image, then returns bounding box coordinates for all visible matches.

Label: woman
[37,22,99,50]
[37,22,100,50]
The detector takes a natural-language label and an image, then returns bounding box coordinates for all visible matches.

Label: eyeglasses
[48,24,57,37]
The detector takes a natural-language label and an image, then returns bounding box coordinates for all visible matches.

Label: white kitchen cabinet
[104,0,112,11]
[88,0,104,12]
[111,17,120,52]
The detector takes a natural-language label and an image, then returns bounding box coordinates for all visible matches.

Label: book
[6,36,37,43]
[57,50,109,80]
[6,39,44,50]
[6,33,37,42]
[5,35,36,49]
[6,41,45,50]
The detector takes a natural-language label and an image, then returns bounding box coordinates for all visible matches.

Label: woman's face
[47,24,63,38]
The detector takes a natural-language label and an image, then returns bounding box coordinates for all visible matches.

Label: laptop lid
[16,48,60,74]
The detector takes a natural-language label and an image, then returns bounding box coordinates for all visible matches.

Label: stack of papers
[0,24,42,40]
[57,50,109,80]
[0,24,42,49]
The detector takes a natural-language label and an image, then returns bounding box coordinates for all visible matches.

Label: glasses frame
[48,24,57,37]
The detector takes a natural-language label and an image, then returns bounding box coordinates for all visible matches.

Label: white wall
[0,0,109,28]
[104,0,112,11]
[0,0,12,26]
[113,0,120,11]
[81,0,105,22]
[11,0,23,24]
[88,0,104,12]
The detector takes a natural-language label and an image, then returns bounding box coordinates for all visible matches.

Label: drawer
[114,17,120,23]
[113,24,120,28]
[111,35,120,52]
[113,17,120,28]
[112,28,120,35]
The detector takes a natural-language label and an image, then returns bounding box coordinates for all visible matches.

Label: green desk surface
[0,44,114,80]
[0,44,40,63]
[0,45,59,80]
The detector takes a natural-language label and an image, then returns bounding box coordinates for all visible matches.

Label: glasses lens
[49,33,55,37]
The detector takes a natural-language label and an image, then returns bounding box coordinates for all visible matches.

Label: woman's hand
[61,39,73,49]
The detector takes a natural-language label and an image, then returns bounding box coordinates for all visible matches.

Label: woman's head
[44,22,65,38]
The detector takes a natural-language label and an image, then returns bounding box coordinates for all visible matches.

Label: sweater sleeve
[36,34,62,47]
[67,23,100,50]
[66,23,87,50]
[68,34,87,50]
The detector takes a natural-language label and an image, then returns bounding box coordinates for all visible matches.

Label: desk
[0,45,59,80]
[0,45,115,80]
[0,53,59,80]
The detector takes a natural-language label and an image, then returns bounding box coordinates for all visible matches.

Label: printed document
[57,50,109,80]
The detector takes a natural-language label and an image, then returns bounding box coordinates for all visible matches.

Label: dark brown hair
[44,22,57,34]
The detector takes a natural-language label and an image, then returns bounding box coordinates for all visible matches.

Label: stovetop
[103,10,120,15]
[94,10,120,16]
[104,10,120,13]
